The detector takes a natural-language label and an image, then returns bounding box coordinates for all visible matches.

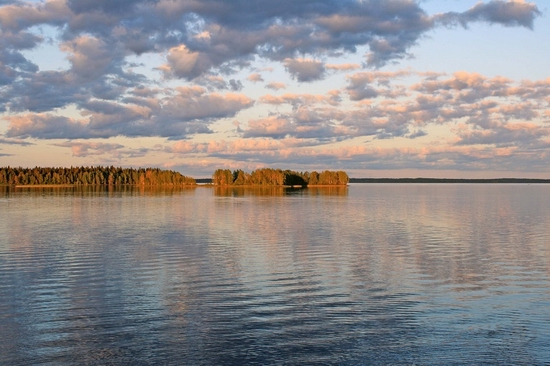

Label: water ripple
[1,185,550,365]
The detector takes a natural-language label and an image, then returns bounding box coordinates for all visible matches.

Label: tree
[213,169,233,186]
[233,170,246,185]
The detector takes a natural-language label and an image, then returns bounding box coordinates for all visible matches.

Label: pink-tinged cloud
[158,45,211,80]
[247,73,264,83]
[55,141,125,157]
[54,141,153,159]
[0,0,70,31]
[325,63,361,71]
[243,116,294,139]
[170,137,320,155]
[4,88,254,139]
[161,86,254,121]
[346,70,412,100]
[265,82,286,90]
[60,35,122,81]
[260,92,339,106]
[170,137,549,174]
[4,113,88,139]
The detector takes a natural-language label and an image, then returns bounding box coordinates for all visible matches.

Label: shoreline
[349,178,550,184]
[15,184,76,188]
[11,184,197,188]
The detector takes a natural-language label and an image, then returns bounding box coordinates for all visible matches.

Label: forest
[212,168,349,186]
[0,166,196,186]
[349,178,550,183]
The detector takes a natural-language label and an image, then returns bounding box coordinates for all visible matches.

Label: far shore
[14,184,76,188]
[10,184,197,188]
[348,178,550,184]
[208,183,348,187]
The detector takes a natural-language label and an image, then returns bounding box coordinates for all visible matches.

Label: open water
[1,184,549,365]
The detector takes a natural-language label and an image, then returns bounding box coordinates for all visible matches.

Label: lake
[1,184,549,365]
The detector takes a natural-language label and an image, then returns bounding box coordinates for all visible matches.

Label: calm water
[1,184,549,365]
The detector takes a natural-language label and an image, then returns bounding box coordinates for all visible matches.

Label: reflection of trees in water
[213,186,348,197]
[1,185,197,198]
[302,186,348,196]
[214,186,287,197]
[182,187,420,364]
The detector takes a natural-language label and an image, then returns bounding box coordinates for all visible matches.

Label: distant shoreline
[8,184,197,188]
[196,178,550,184]
[348,178,550,184]
[14,184,76,188]
[211,184,348,188]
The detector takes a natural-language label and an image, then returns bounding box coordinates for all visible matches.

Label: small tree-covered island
[0,166,196,186]
[212,168,349,187]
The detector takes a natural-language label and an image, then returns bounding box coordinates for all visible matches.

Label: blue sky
[0,0,548,178]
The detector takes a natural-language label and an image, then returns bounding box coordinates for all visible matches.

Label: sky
[0,0,549,178]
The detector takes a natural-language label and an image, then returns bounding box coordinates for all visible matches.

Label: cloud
[0,31,41,88]
[60,35,123,81]
[54,140,153,159]
[195,75,243,91]
[326,63,361,71]
[455,121,548,148]
[4,113,89,139]
[260,92,339,107]
[265,82,286,90]
[249,70,550,144]
[283,58,325,82]
[159,45,210,80]
[0,138,34,146]
[2,71,79,112]
[54,141,125,157]
[0,1,70,31]
[0,0,541,86]
[242,116,295,139]
[407,130,428,139]
[66,0,147,16]
[168,141,550,174]
[346,70,411,101]
[170,137,319,155]
[160,86,253,122]
[347,82,378,101]
[4,87,254,139]
[437,0,541,29]
[247,73,264,83]
[0,0,541,118]
[238,108,348,141]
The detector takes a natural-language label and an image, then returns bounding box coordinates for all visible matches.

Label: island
[212,168,349,187]
[349,178,550,184]
[0,166,196,186]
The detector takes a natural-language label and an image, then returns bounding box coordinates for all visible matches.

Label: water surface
[1,184,549,365]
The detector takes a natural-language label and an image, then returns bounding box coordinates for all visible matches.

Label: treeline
[0,166,196,186]
[212,168,349,186]
[349,178,550,183]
